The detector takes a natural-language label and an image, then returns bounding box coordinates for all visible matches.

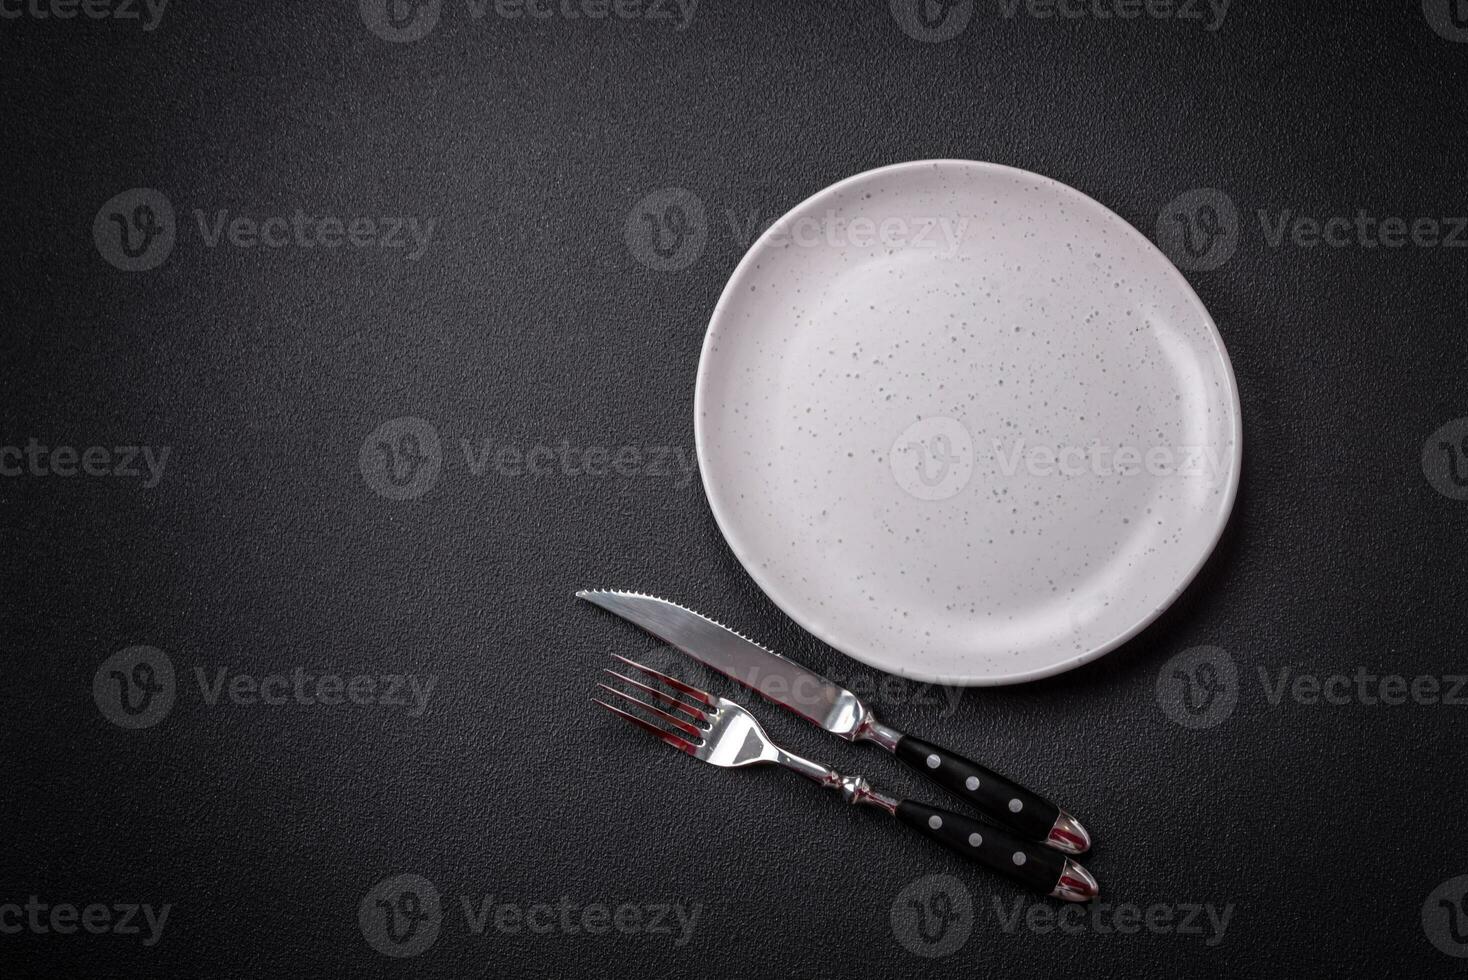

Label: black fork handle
[892,800,1096,900]
[891,733,1086,852]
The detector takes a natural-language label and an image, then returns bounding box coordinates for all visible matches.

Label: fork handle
[793,766,1096,901]
[891,733,1088,853]
[894,800,1096,901]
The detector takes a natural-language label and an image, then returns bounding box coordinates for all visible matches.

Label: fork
[594,654,1099,902]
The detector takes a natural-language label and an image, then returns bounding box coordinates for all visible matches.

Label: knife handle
[892,734,1088,853]
[893,800,1096,901]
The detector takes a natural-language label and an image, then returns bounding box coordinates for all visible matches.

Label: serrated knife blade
[575,589,868,737]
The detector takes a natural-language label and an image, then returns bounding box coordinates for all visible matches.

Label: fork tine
[595,683,705,739]
[603,668,708,722]
[592,697,699,755]
[610,653,716,705]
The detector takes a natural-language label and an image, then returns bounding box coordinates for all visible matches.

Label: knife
[576,589,1091,854]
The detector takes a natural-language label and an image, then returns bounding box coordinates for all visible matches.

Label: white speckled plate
[694,160,1241,686]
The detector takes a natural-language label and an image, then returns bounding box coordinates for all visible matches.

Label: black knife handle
[893,734,1065,845]
[894,800,1078,897]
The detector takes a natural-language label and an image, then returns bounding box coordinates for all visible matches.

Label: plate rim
[694,159,1243,686]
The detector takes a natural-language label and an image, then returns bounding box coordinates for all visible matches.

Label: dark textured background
[5,0,1468,975]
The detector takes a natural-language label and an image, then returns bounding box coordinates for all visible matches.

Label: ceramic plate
[694,160,1241,685]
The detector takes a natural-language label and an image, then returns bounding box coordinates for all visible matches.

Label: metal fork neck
[774,750,899,815]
